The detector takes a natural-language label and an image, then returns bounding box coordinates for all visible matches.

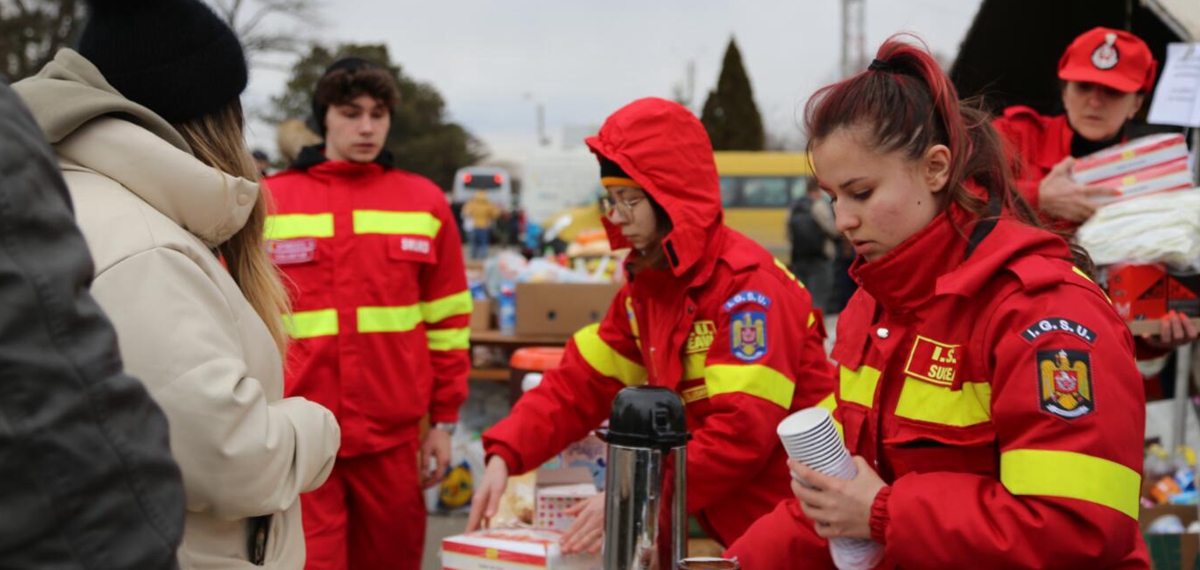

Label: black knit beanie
[308,57,381,136]
[78,0,248,124]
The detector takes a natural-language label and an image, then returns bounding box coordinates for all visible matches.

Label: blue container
[498,283,517,336]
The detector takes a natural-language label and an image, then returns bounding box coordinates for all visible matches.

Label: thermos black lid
[598,386,691,450]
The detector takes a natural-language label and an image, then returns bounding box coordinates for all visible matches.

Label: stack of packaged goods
[1073,133,1193,203]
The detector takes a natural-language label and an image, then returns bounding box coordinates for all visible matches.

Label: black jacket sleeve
[0,81,184,569]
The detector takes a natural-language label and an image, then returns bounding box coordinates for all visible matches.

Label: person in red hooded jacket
[466,98,836,554]
[264,58,470,570]
[725,37,1150,569]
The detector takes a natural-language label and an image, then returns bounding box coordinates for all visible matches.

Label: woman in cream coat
[14,46,340,569]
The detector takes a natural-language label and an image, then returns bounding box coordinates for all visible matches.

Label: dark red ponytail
[804,34,1092,272]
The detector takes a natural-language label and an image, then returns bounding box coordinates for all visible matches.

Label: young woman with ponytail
[725,36,1150,569]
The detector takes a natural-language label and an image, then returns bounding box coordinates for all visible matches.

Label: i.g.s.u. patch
[1021,317,1097,344]
[731,311,768,361]
[723,290,772,312]
[1038,349,1095,419]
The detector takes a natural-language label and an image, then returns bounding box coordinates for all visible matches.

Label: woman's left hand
[560,492,605,554]
[1140,310,1199,352]
[791,456,887,540]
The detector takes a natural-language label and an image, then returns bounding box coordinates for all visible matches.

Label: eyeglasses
[600,196,644,220]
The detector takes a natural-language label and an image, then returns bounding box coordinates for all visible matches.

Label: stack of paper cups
[777,407,884,570]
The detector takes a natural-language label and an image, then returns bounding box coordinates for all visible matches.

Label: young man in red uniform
[466,98,836,556]
[726,38,1151,569]
[265,58,470,570]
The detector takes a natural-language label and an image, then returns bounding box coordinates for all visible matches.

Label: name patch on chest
[266,238,316,265]
[400,236,432,254]
[1021,317,1097,344]
[904,336,961,387]
[686,320,716,354]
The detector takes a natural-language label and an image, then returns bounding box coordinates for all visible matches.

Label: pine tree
[700,38,765,151]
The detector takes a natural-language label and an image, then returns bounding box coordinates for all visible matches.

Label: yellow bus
[541,151,812,259]
[714,151,812,260]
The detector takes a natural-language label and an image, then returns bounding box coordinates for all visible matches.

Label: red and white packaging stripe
[1088,157,1195,204]
[1072,133,1188,185]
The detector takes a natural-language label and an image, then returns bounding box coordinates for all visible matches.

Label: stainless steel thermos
[598,386,691,570]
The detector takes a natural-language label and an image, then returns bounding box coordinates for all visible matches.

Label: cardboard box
[1139,504,1199,570]
[470,299,492,332]
[534,467,597,531]
[442,528,601,570]
[1108,264,1169,322]
[516,282,622,336]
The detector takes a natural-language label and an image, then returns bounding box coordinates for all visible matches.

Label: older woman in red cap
[993,27,1158,229]
[994,27,1195,351]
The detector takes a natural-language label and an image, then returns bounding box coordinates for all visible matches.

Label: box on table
[515,282,622,336]
[442,528,600,570]
[1139,503,1199,570]
[1072,133,1189,185]
[534,467,598,531]
[470,299,492,332]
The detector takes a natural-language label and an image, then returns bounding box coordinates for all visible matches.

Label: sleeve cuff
[486,443,523,476]
[869,485,892,545]
[430,406,460,425]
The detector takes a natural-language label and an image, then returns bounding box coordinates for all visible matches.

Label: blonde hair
[174,100,292,359]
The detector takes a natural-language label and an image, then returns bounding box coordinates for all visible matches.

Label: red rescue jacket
[992,106,1082,233]
[726,198,1149,569]
[482,98,836,547]
[265,149,470,457]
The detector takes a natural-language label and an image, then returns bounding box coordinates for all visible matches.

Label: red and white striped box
[441,528,600,570]
[1088,157,1196,204]
[1072,133,1188,185]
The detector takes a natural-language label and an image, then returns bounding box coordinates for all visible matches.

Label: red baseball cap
[1058,27,1158,93]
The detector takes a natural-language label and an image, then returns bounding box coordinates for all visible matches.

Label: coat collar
[852,194,1072,317]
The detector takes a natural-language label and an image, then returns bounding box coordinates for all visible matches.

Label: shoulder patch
[723,290,773,312]
[1022,317,1097,344]
[730,311,768,362]
[1038,349,1094,419]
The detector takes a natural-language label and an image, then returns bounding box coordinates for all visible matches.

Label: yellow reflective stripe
[421,290,473,324]
[774,258,806,288]
[1073,266,1113,303]
[705,364,795,410]
[427,327,470,351]
[816,392,844,440]
[895,378,992,427]
[681,384,709,404]
[1001,449,1140,520]
[807,312,816,327]
[284,309,338,339]
[839,365,881,407]
[573,324,646,386]
[356,305,422,333]
[352,210,441,237]
[684,353,706,380]
[264,213,334,240]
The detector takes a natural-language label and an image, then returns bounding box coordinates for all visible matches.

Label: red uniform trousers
[302,440,425,570]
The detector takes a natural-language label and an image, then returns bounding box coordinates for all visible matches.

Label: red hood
[585,98,723,278]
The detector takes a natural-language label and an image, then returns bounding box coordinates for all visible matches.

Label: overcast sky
[241,0,984,163]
